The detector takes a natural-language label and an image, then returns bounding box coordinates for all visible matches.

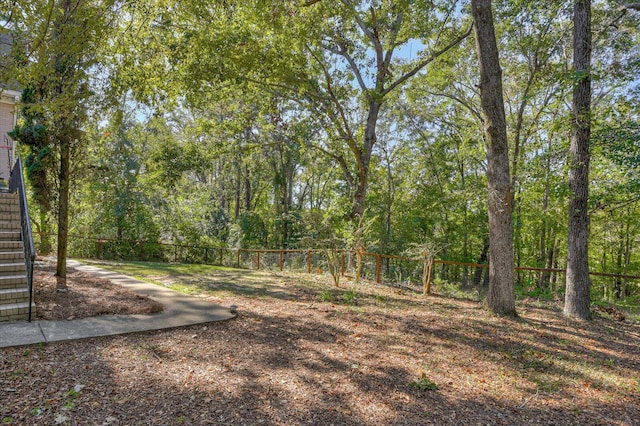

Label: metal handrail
[9,157,35,322]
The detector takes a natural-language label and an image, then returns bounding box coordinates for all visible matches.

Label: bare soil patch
[1,261,639,425]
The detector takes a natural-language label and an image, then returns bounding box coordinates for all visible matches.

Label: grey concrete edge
[1,259,236,349]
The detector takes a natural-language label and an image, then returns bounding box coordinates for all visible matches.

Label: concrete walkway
[0,260,235,348]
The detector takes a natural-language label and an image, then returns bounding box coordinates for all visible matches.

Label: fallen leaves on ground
[33,262,163,320]
[1,263,638,425]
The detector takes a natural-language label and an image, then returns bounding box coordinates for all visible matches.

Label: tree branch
[308,142,354,189]
[383,23,473,96]
[304,44,358,156]
[617,1,640,11]
[321,39,369,94]
[382,11,404,79]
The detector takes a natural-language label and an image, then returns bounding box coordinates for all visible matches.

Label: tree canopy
[3,0,639,312]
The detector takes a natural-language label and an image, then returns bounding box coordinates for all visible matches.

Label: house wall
[0,97,18,183]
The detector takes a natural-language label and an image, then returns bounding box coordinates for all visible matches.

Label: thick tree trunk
[471,0,516,316]
[54,0,73,286]
[351,100,381,220]
[564,0,592,320]
[56,136,70,285]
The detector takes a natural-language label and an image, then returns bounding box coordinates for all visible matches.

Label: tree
[564,0,592,320]
[9,85,54,254]
[471,0,516,315]
[147,1,472,224]
[9,0,114,284]
[296,1,473,222]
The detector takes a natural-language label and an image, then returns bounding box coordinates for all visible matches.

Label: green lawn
[78,259,333,301]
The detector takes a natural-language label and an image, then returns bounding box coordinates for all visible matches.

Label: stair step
[0,221,20,230]
[0,241,23,250]
[0,287,29,304]
[0,263,25,275]
[0,204,20,213]
[0,231,20,241]
[0,213,20,222]
[0,198,19,206]
[0,301,35,322]
[0,251,24,261]
[0,249,24,261]
[0,275,27,289]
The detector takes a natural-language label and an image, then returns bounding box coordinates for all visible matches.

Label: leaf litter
[0,262,638,425]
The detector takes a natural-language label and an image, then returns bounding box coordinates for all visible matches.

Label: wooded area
[1,0,639,318]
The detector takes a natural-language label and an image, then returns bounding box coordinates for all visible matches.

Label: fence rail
[34,233,640,294]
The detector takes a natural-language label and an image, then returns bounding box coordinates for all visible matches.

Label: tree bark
[244,164,251,211]
[55,133,70,284]
[351,100,381,220]
[471,0,516,316]
[474,237,490,287]
[54,0,73,286]
[564,0,592,320]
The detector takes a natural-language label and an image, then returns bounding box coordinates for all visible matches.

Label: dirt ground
[33,261,163,320]
[1,261,639,425]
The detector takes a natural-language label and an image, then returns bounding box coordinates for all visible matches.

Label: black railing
[9,157,35,322]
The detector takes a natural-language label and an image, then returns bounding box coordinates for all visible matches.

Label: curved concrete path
[0,260,235,348]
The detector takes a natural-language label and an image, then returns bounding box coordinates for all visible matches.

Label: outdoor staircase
[0,190,31,322]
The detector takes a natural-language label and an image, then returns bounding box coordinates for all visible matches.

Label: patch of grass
[437,279,481,301]
[81,259,293,299]
[410,373,438,392]
[82,259,237,276]
[167,283,199,295]
[374,294,388,305]
[341,289,357,305]
[319,289,334,302]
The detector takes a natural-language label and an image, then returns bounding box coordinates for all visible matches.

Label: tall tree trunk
[471,0,516,316]
[56,134,70,284]
[234,158,241,221]
[217,160,226,211]
[614,236,623,299]
[564,0,592,320]
[351,100,381,220]
[244,164,251,212]
[54,0,73,286]
[622,221,631,298]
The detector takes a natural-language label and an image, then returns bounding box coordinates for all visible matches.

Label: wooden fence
[35,233,640,293]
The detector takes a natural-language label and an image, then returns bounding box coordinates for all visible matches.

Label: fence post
[341,251,345,276]
[204,248,208,264]
[219,248,223,266]
[279,251,283,271]
[257,251,261,270]
[237,250,241,268]
[376,254,381,283]
[307,250,312,274]
[96,239,102,259]
[174,245,178,263]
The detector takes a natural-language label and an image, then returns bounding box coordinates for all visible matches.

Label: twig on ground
[518,389,540,409]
